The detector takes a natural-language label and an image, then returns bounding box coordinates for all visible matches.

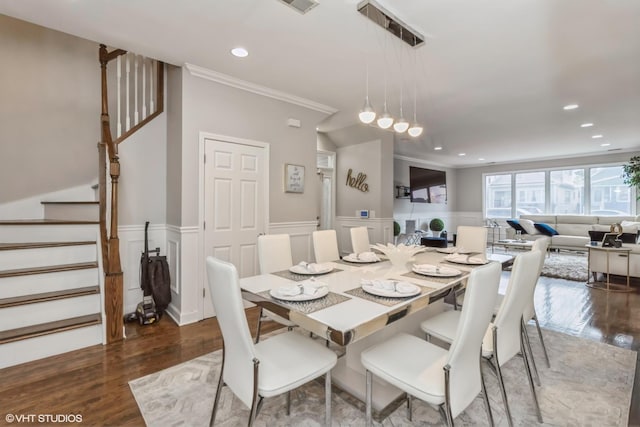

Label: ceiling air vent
[279,0,319,14]
[358,0,424,47]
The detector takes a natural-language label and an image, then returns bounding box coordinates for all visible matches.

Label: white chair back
[493,250,542,365]
[446,262,501,418]
[523,237,549,320]
[312,229,340,263]
[206,256,257,408]
[350,226,371,254]
[258,234,293,274]
[455,226,488,254]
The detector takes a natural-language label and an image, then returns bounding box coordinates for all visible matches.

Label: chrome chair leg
[520,331,543,423]
[479,351,494,427]
[325,371,332,427]
[521,320,541,387]
[210,346,226,427]
[286,391,291,415]
[248,358,260,427]
[407,394,413,421]
[443,365,454,427]
[491,327,514,427]
[255,308,264,344]
[365,370,373,427]
[533,312,551,368]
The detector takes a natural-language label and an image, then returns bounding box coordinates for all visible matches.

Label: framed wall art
[284,163,305,193]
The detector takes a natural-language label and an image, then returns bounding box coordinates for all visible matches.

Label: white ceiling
[2,0,640,167]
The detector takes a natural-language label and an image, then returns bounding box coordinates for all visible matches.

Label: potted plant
[393,221,401,244]
[622,155,640,199]
[429,218,444,237]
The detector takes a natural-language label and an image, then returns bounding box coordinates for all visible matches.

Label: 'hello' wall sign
[346,168,369,192]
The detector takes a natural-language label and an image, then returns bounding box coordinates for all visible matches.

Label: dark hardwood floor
[0,276,638,426]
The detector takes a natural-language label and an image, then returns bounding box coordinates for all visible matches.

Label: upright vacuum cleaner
[129,221,172,325]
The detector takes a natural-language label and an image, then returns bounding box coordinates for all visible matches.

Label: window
[590,166,631,215]
[550,169,584,214]
[485,175,512,217]
[483,164,634,218]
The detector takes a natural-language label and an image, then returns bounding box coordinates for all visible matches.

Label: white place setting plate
[289,262,333,275]
[361,279,421,298]
[343,252,381,263]
[412,263,462,277]
[443,254,489,265]
[436,247,471,254]
[270,280,329,301]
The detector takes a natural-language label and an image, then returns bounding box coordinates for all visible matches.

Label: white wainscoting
[392,211,485,239]
[334,217,394,255]
[268,221,317,264]
[166,225,200,326]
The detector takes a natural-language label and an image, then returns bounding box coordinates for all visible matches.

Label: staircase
[0,203,104,369]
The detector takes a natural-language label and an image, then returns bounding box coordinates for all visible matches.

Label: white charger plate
[343,254,380,263]
[270,284,329,301]
[362,281,421,298]
[412,264,462,277]
[289,264,333,275]
[444,255,488,265]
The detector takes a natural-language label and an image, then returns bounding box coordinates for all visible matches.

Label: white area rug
[540,252,588,282]
[130,327,635,426]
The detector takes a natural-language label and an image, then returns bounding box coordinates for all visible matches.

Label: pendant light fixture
[358,6,376,124]
[408,35,424,137]
[393,28,409,133]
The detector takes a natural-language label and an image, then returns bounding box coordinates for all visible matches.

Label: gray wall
[0,15,99,203]
[178,70,330,226]
[166,65,183,225]
[455,151,640,212]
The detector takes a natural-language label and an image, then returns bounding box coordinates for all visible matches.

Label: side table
[586,244,632,292]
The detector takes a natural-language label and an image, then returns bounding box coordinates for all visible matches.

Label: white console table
[586,244,632,292]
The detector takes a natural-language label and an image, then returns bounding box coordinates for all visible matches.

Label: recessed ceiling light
[563,104,579,110]
[580,123,594,128]
[434,146,443,151]
[231,47,249,58]
[600,143,611,147]
[478,158,485,161]
[458,153,466,156]
[592,134,603,139]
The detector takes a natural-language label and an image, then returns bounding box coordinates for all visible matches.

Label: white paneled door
[204,138,267,318]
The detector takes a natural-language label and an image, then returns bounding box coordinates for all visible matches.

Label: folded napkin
[361,279,417,294]
[444,253,488,265]
[297,261,329,273]
[348,251,380,262]
[276,279,327,296]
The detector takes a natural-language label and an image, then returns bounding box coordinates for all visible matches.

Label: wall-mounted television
[409,166,447,204]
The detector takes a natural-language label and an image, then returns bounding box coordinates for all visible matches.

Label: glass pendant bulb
[358,96,376,124]
[393,117,409,133]
[376,100,394,129]
[408,124,424,137]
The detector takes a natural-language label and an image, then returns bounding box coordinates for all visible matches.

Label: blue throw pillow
[534,222,558,236]
[506,219,527,234]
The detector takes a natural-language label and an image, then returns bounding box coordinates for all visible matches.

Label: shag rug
[540,251,588,282]
[129,327,635,426]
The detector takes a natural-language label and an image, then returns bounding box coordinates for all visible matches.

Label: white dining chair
[495,236,551,370]
[455,225,488,254]
[361,262,502,426]
[206,256,337,427]
[255,234,297,343]
[312,229,340,263]
[420,251,544,426]
[350,226,371,254]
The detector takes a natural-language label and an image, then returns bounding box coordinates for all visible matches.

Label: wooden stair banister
[98,44,164,343]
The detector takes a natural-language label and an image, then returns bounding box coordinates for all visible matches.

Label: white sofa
[512,214,640,278]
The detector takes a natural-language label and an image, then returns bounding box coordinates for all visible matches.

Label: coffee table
[494,239,534,253]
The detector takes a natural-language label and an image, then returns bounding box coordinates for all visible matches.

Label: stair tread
[0,241,96,251]
[0,219,99,225]
[41,201,99,205]
[0,262,98,278]
[0,286,100,309]
[0,313,102,345]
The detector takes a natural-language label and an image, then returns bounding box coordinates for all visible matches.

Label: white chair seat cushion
[263,309,296,327]
[254,332,337,398]
[420,310,461,344]
[361,333,448,406]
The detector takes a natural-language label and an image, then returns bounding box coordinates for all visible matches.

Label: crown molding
[393,154,451,169]
[184,63,338,115]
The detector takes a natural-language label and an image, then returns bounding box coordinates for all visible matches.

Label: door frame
[198,132,270,319]
[317,150,336,230]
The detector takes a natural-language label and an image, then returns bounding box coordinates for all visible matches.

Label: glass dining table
[239,248,512,418]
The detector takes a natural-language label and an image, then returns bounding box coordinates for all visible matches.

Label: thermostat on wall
[358,210,369,219]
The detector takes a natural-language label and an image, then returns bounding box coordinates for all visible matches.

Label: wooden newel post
[99,44,126,343]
